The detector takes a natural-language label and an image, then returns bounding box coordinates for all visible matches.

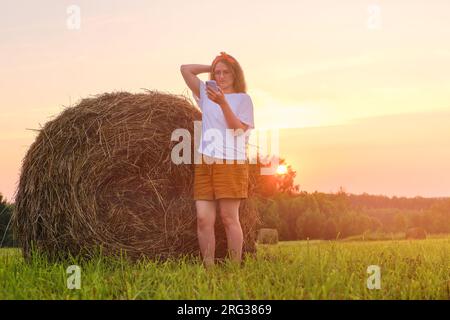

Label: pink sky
[1,0,450,201]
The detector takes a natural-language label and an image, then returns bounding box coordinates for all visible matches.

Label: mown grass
[1,237,449,300]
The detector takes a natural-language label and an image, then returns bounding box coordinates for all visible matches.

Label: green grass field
[1,237,449,300]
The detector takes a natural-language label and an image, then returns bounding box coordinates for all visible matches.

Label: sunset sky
[1,0,450,201]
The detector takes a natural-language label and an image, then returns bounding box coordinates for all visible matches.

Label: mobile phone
[206,80,219,92]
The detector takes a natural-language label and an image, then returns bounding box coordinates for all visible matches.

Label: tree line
[2,185,449,247]
[0,194,16,247]
[254,191,450,240]
[250,160,450,240]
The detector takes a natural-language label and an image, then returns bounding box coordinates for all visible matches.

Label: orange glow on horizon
[1,1,450,200]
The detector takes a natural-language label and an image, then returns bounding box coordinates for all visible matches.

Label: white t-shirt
[193,80,255,160]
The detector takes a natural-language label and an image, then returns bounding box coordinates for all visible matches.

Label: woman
[180,52,255,268]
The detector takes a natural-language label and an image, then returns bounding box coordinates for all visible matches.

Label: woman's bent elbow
[180,64,191,73]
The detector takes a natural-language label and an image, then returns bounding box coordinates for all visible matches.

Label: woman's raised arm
[180,64,211,98]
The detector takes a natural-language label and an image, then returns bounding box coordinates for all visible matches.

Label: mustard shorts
[193,156,249,200]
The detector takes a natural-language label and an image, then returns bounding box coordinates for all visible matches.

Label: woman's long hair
[209,52,247,93]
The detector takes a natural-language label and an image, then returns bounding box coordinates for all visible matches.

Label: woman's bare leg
[196,200,217,268]
[218,199,243,263]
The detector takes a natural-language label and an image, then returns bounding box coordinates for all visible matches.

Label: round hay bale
[257,228,278,244]
[405,227,427,240]
[13,90,258,261]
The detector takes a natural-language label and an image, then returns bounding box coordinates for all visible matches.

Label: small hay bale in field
[12,90,258,261]
[405,227,427,240]
[257,228,278,244]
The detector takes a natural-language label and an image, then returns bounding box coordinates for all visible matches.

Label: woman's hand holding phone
[206,80,226,106]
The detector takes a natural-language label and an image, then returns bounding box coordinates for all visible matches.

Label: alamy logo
[366,265,381,289]
[66,5,81,30]
[367,4,382,30]
[66,265,81,290]
[170,121,280,174]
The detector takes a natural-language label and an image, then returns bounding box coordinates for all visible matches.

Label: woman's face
[213,61,234,92]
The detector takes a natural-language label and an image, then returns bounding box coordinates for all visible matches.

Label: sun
[276,164,288,175]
